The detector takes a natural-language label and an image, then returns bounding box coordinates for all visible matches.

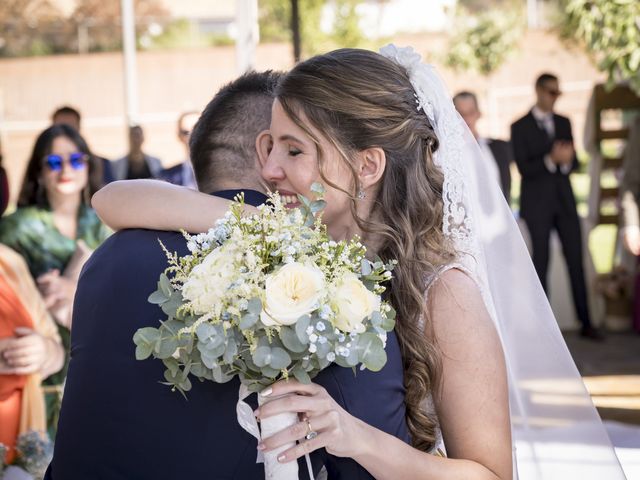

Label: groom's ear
[358,147,386,190]
[256,130,273,168]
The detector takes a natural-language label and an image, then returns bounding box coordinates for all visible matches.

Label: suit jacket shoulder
[511,111,534,130]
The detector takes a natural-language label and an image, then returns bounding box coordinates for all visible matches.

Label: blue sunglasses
[45,153,87,171]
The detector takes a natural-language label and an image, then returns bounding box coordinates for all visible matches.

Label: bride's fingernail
[278,454,286,463]
[261,387,273,397]
[257,443,265,451]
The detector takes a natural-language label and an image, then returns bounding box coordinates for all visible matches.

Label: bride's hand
[255,380,369,463]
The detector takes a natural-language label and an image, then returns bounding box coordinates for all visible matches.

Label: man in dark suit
[511,73,601,340]
[45,71,409,479]
[453,91,513,205]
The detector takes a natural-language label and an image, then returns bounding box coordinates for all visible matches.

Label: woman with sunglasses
[0,124,111,437]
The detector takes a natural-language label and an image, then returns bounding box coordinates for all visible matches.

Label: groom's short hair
[190,70,283,193]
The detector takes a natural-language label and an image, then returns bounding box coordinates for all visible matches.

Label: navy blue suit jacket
[45,190,409,480]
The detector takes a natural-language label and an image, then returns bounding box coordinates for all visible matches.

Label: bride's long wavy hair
[276,48,457,451]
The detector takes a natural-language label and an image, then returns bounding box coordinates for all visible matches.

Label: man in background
[111,125,163,181]
[453,91,513,205]
[160,111,199,189]
[511,73,602,340]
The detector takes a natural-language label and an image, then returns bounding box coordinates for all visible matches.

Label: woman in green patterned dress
[0,124,111,437]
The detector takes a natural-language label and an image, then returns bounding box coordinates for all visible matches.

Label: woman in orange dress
[0,244,64,463]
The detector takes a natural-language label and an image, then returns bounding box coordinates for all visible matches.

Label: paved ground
[564,331,640,425]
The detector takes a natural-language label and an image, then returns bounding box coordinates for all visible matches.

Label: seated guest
[112,125,163,181]
[0,124,110,436]
[0,244,64,463]
[51,105,114,186]
[160,111,198,189]
[453,91,513,205]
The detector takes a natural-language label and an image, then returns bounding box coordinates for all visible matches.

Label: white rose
[182,244,235,315]
[261,262,325,327]
[331,273,380,332]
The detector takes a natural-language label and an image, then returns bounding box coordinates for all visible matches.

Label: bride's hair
[276,48,457,451]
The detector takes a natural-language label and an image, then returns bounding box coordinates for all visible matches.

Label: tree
[559,0,640,94]
[259,0,365,59]
[332,0,365,48]
[0,0,69,57]
[445,10,522,76]
[71,0,169,52]
[259,0,327,57]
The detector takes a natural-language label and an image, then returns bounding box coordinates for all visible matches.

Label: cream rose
[182,244,235,315]
[260,262,325,327]
[331,273,380,332]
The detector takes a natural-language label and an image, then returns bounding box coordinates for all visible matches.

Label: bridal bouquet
[133,185,396,479]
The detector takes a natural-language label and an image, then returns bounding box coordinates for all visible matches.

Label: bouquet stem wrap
[258,392,299,480]
[237,385,315,480]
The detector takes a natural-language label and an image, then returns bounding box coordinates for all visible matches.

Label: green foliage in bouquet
[134,185,396,394]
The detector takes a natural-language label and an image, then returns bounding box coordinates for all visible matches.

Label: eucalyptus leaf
[370,311,383,327]
[253,346,272,368]
[159,273,173,297]
[161,292,183,318]
[345,347,359,367]
[360,259,372,276]
[198,339,226,358]
[310,182,325,196]
[135,343,153,361]
[156,336,178,360]
[247,297,262,315]
[295,315,311,343]
[211,365,233,383]
[357,332,387,372]
[133,327,160,360]
[239,312,259,330]
[380,312,396,331]
[310,200,326,214]
[279,327,307,353]
[292,367,311,384]
[223,338,238,364]
[260,365,280,378]
[179,376,192,391]
[189,363,206,378]
[148,289,168,304]
[269,347,291,370]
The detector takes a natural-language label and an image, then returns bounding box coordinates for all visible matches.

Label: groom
[46,71,407,479]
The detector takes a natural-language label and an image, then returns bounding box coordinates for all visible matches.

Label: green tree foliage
[259,0,365,57]
[560,0,640,94]
[332,0,365,48]
[0,0,68,57]
[445,10,522,76]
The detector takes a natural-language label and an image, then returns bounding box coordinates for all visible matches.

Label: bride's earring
[357,188,366,200]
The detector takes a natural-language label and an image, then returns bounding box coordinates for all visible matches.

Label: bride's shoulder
[425,267,494,341]
[426,267,481,307]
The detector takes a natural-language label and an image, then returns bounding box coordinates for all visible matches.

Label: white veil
[379,45,626,480]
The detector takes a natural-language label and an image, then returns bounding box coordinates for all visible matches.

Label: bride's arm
[257,269,512,480]
[92,180,256,232]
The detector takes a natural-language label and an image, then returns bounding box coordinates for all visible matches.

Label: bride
[93,46,622,479]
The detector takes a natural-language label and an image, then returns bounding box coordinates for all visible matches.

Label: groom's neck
[208,178,266,194]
